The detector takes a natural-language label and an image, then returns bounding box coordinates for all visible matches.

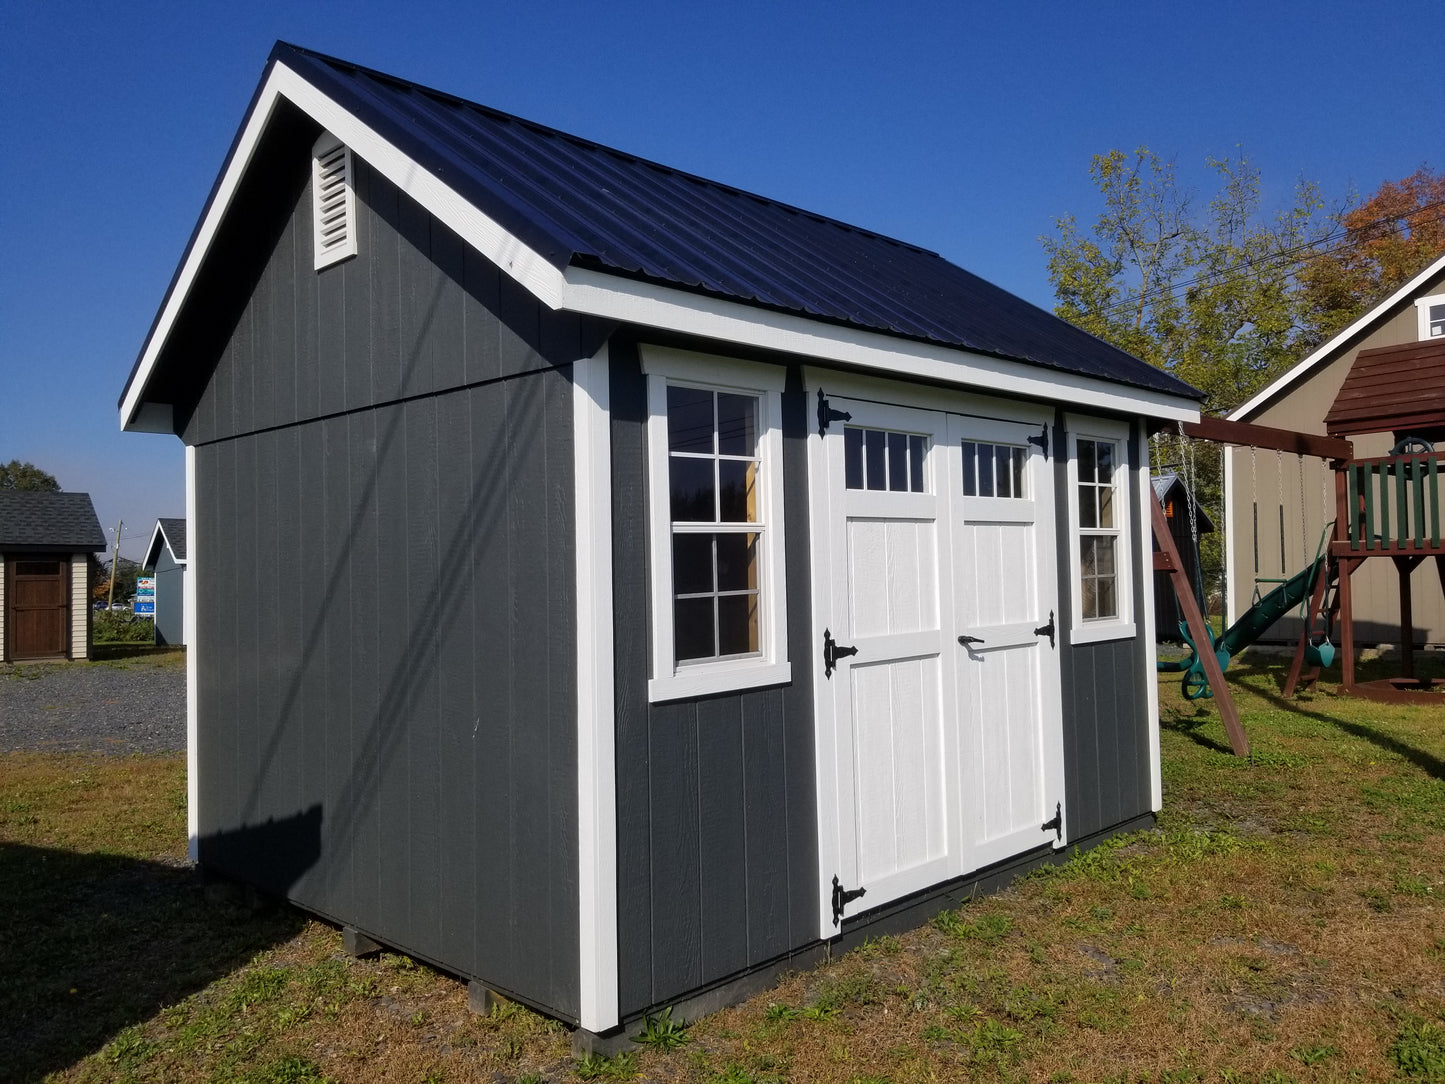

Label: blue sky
[2,0,1439,562]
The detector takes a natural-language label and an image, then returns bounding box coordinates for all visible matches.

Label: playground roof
[1325,338,1445,438]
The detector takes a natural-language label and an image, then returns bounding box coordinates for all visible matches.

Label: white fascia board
[1229,249,1445,422]
[142,520,168,570]
[563,267,1200,421]
[573,345,618,1033]
[120,61,566,432]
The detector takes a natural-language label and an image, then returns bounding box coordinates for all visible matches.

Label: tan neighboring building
[0,491,107,662]
[1225,253,1445,647]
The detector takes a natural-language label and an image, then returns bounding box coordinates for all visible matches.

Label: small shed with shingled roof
[0,491,106,662]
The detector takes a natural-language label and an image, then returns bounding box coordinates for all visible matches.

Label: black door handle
[957,635,986,647]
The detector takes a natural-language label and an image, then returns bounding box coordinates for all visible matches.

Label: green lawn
[3,652,1443,1082]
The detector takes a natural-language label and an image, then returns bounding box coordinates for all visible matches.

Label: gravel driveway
[0,655,186,755]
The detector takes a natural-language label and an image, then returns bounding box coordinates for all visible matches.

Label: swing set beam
[1178,416,1353,464]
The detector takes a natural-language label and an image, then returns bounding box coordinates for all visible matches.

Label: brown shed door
[7,558,70,659]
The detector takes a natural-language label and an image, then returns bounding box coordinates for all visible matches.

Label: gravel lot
[0,654,186,755]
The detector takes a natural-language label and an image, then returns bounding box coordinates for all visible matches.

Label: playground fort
[1154,411,1445,758]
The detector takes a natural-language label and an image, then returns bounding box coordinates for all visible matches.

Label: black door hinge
[1033,610,1056,649]
[817,388,853,438]
[1027,424,1050,460]
[832,874,866,927]
[823,627,858,679]
[1041,801,1062,841]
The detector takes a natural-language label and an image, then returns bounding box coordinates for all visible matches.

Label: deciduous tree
[0,460,60,491]
[1042,147,1338,415]
[1297,166,1445,349]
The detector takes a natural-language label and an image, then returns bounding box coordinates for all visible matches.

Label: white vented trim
[312,134,357,269]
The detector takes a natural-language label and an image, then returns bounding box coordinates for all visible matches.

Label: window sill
[1069,620,1136,646]
[648,660,792,703]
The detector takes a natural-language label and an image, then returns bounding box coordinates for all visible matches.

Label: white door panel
[951,413,1065,869]
[810,390,1065,936]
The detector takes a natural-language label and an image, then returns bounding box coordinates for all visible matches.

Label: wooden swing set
[1155,402,1445,756]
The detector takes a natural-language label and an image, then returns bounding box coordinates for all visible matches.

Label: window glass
[845,426,928,492]
[1076,437,1121,621]
[670,458,715,521]
[844,428,864,489]
[864,429,886,490]
[667,386,714,453]
[1431,302,1445,338]
[716,394,757,456]
[666,385,764,664]
[961,441,1027,498]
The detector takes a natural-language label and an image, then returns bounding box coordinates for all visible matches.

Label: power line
[1087,196,1445,323]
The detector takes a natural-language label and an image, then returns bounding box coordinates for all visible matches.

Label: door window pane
[846,426,928,492]
[962,440,1027,498]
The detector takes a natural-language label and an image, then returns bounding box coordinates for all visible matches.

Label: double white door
[810,388,1064,934]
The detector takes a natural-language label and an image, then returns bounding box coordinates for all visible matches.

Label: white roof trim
[122,60,1200,431]
[1229,249,1445,421]
[565,266,1199,419]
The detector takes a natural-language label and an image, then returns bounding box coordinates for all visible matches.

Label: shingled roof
[143,517,187,567]
[122,44,1202,426]
[0,492,106,552]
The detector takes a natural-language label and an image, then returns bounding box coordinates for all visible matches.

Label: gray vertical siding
[1056,418,1153,841]
[152,547,185,646]
[610,341,817,1018]
[186,152,596,1021]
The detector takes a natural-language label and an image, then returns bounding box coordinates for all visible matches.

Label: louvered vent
[312,135,357,269]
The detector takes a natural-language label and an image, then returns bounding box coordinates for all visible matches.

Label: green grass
[3,651,1443,1081]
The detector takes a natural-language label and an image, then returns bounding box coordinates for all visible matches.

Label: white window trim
[640,346,790,702]
[1415,293,1445,341]
[1065,415,1136,644]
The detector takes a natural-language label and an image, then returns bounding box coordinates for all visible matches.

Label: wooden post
[1393,555,1425,681]
[1335,469,1357,693]
[1150,496,1249,756]
[1283,557,1331,698]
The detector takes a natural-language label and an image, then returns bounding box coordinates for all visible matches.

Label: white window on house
[642,347,790,702]
[1065,417,1135,643]
[1416,294,1445,340]
[312,133,358,269]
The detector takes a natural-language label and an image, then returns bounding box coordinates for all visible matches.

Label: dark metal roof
[0,492,106,552]
[271,43,1199,403]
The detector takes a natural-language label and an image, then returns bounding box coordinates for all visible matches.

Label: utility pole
[107,519,123,611]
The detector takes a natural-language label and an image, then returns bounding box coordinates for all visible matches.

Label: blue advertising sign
[134,577,156,619]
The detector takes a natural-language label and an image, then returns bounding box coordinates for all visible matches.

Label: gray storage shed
[119,43,1203,1043]
[142,518,188,646]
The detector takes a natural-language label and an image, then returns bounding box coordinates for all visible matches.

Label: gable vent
[312,134,357,269]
